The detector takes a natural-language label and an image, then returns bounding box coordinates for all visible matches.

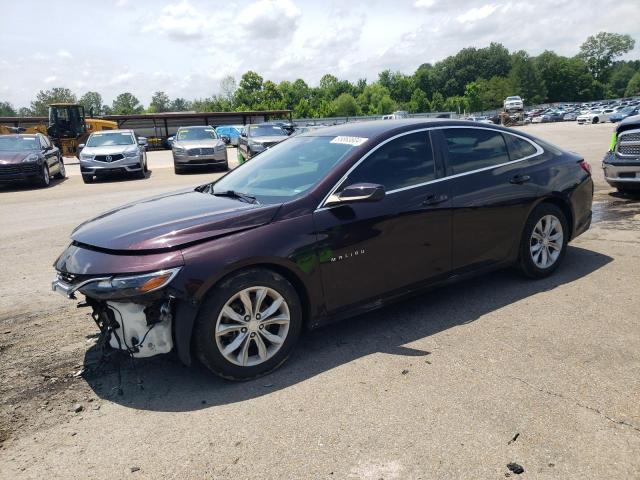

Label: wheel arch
[530,195,575,240]
[175,260,313,366]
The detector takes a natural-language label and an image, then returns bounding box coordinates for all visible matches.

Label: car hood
[82,145,137,155]
[0,151,32,164]
[71,189,281,251]
[251,135,289,144]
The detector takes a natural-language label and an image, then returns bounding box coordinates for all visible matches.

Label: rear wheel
[194,268,302,380]
[592,117,599,124]
[518,203,568,279]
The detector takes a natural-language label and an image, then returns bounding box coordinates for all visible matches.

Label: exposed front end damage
[52,248,189,361]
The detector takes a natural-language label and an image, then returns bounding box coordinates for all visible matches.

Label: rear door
[314,130,452,312]
[439,127,542,272]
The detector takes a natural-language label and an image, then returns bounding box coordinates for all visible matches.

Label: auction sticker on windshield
[330,136,368,146]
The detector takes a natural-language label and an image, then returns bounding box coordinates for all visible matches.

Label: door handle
[422,193,449,206]
[510,174,531,184]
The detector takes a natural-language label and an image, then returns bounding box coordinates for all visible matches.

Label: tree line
[1,32,638,119]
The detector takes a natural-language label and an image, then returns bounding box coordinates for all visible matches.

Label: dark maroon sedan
[52,120,593,379]
[0,134,65,187]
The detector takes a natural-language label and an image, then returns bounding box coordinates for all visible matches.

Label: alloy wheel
[42,164,50,185]
[530,214,563,269]
[215,286,291,367]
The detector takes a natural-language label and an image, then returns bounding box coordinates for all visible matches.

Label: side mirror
[220,135,230,144]
[138,137,148,146]
[240,131,247,137]
[167,136,174,142]
[78,143,85,149]
[325,183,385,207]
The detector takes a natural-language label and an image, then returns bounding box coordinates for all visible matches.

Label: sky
[1,0,639,109]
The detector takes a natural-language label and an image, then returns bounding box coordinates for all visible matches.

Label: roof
[299,118,477,138]
[101,110,291,121]
[617,114,640,130]
[89,129,134,134]
[0,133,37,138]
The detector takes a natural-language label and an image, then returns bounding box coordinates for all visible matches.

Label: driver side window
[347,131,435,192]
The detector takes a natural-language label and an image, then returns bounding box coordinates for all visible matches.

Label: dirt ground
[0,122,639,479]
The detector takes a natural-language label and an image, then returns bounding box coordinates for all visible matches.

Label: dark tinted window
[505,134,537,160]
[443,128,509,175]
[348,132,435,191]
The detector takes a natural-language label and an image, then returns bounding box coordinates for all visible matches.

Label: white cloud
[414,0,435,7]
[56,50,73,59]
[44,76,58,83]
[238,0,301,40]
[456,4,497,23]
[143,0,211,41]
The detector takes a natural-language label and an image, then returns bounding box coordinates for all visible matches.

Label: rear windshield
[87,132,134,147]
[0,136,39,151]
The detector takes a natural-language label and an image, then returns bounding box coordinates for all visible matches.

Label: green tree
[378,70,414,104]
[408,89,430,113]
[170,98,191,111]
[625,72,640,96]
[331,93,360,116]
[18,107,33,117]
[607,63,637,97]
[149,91,171,112]
[79,91,102,116]
[479,76,512,109]
[356,83,395,115]
[235,71,263,108]
[509,51,546,105]
[261,80,284,110]
[30,87,77,116]
[101,104,112,115]
[443,96,468,114]
[111,92,144,114]
[413,63,435,98]
[430,92,444,112]
[464,81,483,112]
[579,32,636,81]
[0,101,16,116]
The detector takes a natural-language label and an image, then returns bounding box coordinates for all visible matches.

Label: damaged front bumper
[52,268,182,358]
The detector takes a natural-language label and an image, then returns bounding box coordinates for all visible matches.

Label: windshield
[249,125,286,137]
[0,136,39,151]
[212,136,357,204]
[177,128,217,141]
[506,96,520,101]
[86,132,134,147]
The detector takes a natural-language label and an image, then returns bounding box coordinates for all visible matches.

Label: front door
[314,130,452,313]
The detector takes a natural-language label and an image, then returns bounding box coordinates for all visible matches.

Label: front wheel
[54,157,66,179]
[518,203,568,279]
[194,268,302,380]
[36,163,50,188]
[592,117,599,124]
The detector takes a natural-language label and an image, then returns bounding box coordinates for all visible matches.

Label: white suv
[504,96,524,111]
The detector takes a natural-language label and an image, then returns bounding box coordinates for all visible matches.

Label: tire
[174,163,185,174]
[194,268,303,380]
[592,117,599,124]
[134,161,146,179]
[518,203,569,279]
[220,161,229,171]
[82,174,94,184]
[36,163,50,188]
[54,157,66,179]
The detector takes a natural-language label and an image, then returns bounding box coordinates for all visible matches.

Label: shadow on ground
[83,246,612,412]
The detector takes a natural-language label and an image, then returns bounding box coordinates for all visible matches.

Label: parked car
[577,109,614,124]
[52,119,594,379]
[0,134,65,187]
[466,116,493,124]
[532,114,551,123]
[215,126,242,146]
[504,96,524,111]
[79,130,147,183]
[237,123,289,163]
[609,106,640,123]
[602,114,640,193]
[563,111,579,121]
[171,126,228,174]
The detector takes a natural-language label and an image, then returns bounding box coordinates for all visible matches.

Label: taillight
[579,159,592,176]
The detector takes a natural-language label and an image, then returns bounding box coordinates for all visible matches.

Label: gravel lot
[1,122,639,479]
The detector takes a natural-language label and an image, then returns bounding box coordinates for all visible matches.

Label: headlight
[173,146,186,155]
[80,153,93,160]
[23,153,40,162]
[214,143,225,152]
[79,267,181,299]
[124,150,139,158]
[248,140,263,150]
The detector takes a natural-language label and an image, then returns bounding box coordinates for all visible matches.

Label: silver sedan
[171,126,228,174]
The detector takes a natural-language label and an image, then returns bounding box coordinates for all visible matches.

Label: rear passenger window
[348,132,435,191]
[505,134,537,160]
[443,128,509,175]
